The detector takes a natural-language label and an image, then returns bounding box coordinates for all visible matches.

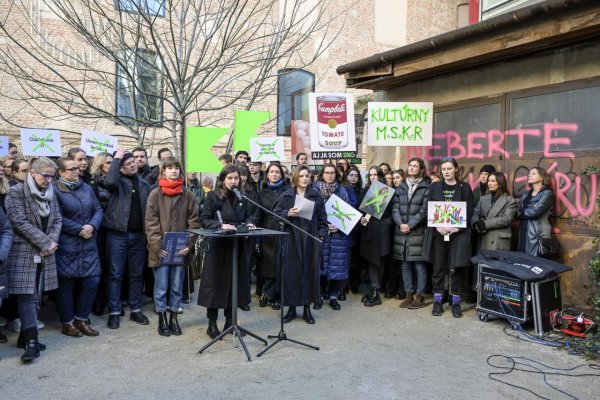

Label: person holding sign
[359,166,394,307]
[197,165,255,339]
[392,158,431,309]
[145,157,199,337]
[5,157,62,363]
[422,158,474,318]
[53,158,103,338]
[313,163,351,310]
[273,165,327,324]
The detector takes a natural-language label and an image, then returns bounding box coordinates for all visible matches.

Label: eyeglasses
[63,167,79,172]
[323,171,336,175]
[35,172,55,181]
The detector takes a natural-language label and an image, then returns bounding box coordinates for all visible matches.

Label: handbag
[538,236,561,259]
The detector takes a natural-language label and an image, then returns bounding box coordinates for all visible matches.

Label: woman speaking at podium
[273,165,327,324]
[197,164,254,339]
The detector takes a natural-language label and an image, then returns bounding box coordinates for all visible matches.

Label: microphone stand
[234,189,321,357]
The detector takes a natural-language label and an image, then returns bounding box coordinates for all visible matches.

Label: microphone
[231,185,243,201]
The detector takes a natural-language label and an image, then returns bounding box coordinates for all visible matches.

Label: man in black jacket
[103,150,151,329]
[132,147,153,183]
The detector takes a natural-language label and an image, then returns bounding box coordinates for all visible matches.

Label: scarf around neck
[159,177,184,196]
[266,178,284,191]
[27,172,53,217]
[58,177,81,191]
[405,176,423,200]
[319,181,338,200]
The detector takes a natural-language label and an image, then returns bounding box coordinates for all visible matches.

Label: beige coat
[144,187,199,268]
[472,192,517,251]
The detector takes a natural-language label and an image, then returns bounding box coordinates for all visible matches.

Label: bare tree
[0,0,344,161]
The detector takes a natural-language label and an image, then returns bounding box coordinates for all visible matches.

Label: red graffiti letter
[466,132,486,159]
[506,129,540,157]
[576,174,597,218]
[488,130,509,159]
[553,172,577,216]
[446,131,466,159]
[543,123,576,159]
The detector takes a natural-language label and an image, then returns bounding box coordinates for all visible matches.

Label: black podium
[189,228,288,361]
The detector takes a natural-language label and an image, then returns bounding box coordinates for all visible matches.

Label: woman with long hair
[273,165,327,324]
[423,157,475,318]
[197,164,255,339]
[313,163,351,310]
[472,172,516,252]
[6,157,62,362]
[343,165,363,294]
[255,163,288,310]
[53,157,103,338]
[145,157,198,337]
[517,167,555,256]
[359,166,394,307]
[392,158,431,309]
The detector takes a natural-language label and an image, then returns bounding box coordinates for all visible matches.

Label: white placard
[325,194,361,235]
[249,137,285,162]
[81,130,118,156]
[0,136,9,157]
[308,93,356,158]
[427,201,467,228]
[367,102,433,146]
[20,129,62,157]
[358,180,394,220]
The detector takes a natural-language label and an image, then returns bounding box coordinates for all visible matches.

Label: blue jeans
[152,265,185,313]
[56,276,100,324]
[106,230,147,315]
[402,261,427,295]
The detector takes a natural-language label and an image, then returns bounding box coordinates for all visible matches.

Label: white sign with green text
[367,102,433,147]
[20,129,62,156]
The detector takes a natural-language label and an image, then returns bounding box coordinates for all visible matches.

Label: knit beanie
[479,164,496,175]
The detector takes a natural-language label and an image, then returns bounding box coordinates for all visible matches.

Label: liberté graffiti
[405,122,597,219]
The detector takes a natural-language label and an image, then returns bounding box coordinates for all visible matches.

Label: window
[115,49,163,125]
[277,69,315,136]
[117,0,165,17]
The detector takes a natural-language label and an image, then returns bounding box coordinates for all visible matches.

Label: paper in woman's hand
[294,194,315,220]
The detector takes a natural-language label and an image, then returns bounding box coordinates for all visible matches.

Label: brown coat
[145,187,199,268]
[5,183,62,294]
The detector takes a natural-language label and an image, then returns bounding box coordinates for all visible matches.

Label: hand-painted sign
[358,180,394,219]
[427,201,467,228]
[250,137,285,162]
[21,129,62,156]
[308,93,356,159]
[81,130,118,156]
[0,136,8,157]
[367,102,433,147]
[325,194,361,235]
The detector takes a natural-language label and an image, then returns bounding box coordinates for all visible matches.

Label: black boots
[361,287,376,303]
[20,327,40,363]
[17,329,46,351]
[158,312,170,337]
[169,312,182,335]
[206,320,220,339]
[364,288,382,307]
[282,307,297,323]
[303,305,315,324]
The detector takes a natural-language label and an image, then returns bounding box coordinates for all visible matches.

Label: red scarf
[159,177,184,196]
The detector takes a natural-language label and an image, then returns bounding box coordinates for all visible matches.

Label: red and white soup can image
[316,96,348,149]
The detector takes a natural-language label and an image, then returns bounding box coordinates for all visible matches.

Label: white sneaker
[37,320,45,329]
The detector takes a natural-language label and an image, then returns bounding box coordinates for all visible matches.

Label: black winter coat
[256,182,288,278]
[422,181,475,268]
[359,185,394,266]
[197,190,253,309]
[273,187,328,307]
[392,178,430,261]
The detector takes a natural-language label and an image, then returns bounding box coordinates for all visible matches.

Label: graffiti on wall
[406,122,598,219]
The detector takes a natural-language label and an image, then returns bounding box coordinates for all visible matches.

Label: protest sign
[0,137,8,157]
[427,201,467,228]
[308,93,356,159]
[81,130,118,156]
[325,194,361,235]
[234,110,271,155]
[358,180,394,219]
[250,137,285,162]
[367,102,433,147]
[21,129,62,156]
[186,126,228,173]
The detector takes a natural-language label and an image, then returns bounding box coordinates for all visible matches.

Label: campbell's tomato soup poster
[308,93,356,159]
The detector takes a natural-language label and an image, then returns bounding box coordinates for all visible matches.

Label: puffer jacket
[392,177,431,261]
[314,181,351,280]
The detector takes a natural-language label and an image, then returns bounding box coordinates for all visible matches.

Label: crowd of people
[0,144,556,363]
